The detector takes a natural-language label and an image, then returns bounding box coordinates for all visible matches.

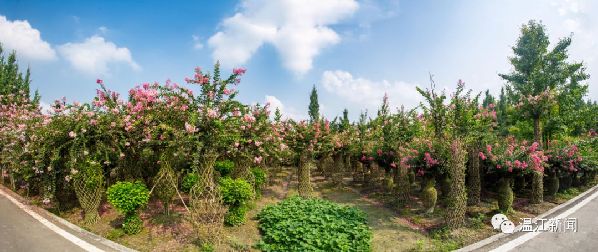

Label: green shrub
[219,177,254,226]
[181,173,199,193]
[106,181,150,234]
[214,160,235,177]
[257,196,372,252]
[251,167,267,195]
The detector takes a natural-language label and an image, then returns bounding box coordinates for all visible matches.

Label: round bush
[107,181,150,214]
[214,160,235,177]
[219,177,254,206]
[257,196,372,252]
[181,172,199,193]
[219,177,254,226]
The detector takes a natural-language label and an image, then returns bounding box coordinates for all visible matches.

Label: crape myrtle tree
[177,63,248,244]
[500,20,588,203]
[0,46,42,190]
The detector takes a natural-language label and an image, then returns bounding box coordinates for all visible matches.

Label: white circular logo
[491,214,508,230]
[500,220,515,233]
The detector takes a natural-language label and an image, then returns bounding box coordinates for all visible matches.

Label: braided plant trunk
[321,154,334,181]
[363,163,372,186]
[467,146,481,205]
[189,151,226,245]
[530,170,544,204]
[394,163,411,207]
[331,152,344,186]
[445,140,467,230]
[298,151,314,197]
[233,155,255,185]
[352,160,363,184]
[72,161,104,225]
[153,160,177,215]
[370,162,384,189]
[344,154,351,174]
[498,177,513,213]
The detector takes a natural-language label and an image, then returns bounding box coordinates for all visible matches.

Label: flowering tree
[500,20,587,146]
[285,119,331,197]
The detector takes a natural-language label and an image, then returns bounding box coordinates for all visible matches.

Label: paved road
[0,193,85,252]
[512,193,598,252]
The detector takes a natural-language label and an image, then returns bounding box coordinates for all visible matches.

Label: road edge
[0,184,137,252]
[456,183,598,252]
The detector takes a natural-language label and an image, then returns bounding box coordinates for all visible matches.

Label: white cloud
[265,95,283,111]
[321,70,422,111]
[264,95,304,119]
[98,26,109,34]
[58,35,140,76]
[192,35,204,50]
[208,0,358,75]
[0,16,56,61]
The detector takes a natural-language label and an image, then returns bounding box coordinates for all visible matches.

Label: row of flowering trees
[1,19,597,244]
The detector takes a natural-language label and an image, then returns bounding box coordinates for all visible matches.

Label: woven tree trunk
[445,140,468,230]
[498,177,513,213]
[321,154,334,181]
[298,151,314,197]
[153,160,177,215]
[363,163,371,186]
[383,170,394,192]
[331,152,344,186]
[352,161,363,184]
[394,163,411,207]
[189,151,226,245]
[233,155,255,185]
[73,161,104,225]
[467,145,481,205]
[530,170,544,204]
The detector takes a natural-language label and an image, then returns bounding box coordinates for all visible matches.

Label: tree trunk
[530,170,544,204]
[533,116,542,146]
[467,145,481,205]
[445,140,467,229]
[298,151,314,197]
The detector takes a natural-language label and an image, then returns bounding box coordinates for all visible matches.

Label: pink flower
[478,152,486,160]
[530,142,539,152]
[424,152,439,167]
[68,131,77,138]
[233,68,246,75]
[185,122,197,133]
[254,156,263,164]
[390,162,397,169]
[96,79,103,84]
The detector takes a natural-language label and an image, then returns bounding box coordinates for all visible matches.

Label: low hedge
[257,196,372,251]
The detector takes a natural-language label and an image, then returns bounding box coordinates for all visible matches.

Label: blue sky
[1,0,596,120]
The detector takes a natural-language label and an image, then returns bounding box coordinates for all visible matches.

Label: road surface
[508,192,598,251]
[0,193,85,252]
